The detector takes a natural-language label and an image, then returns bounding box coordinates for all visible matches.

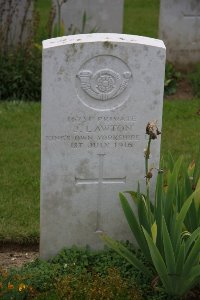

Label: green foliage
[101,123,200,297]
[163,152,200,232]
[0,45,41,101]
[164,63,181,96]
[55,268,142,300]
[0,247,144,300]
[188,64,200,98]
[0,0,41,101]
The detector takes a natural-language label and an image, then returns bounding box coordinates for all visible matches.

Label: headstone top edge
[42,33,166,50]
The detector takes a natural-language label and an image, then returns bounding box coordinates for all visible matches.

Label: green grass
[0,102,40,243]
[0,99,200,242]
[123,0,160,37]
[161,99,200,162]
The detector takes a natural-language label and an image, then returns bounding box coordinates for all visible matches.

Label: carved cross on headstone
[75,154,126,231]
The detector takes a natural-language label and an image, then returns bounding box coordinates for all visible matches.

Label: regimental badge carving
[76,55,132,111]
[78,68,131,101]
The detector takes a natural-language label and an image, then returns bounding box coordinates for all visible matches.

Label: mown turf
[0,102,40,243]
[161,99,200,162]
[123,0,160,37]
[0,99,200,242]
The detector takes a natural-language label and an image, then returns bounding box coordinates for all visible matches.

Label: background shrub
[0,45,41,101]
[188,64,200,98]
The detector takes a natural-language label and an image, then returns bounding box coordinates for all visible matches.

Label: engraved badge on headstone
[76,55,132,110]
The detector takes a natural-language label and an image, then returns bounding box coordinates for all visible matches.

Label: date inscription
[46,114,140,149]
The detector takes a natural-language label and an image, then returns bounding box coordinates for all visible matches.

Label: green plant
[188,64,200,98]
[0,268,35,300]
[164,63,181,96]
[0,0,41,102]
[0,247,145,300]
[0,45,41,101]
[55,268,142,300]
[163,152,200,233]
[101,121,200,297]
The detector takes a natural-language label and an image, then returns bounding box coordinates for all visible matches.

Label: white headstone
[0,0,33,48]
[159,0,200,66]
[52,0,124,34]
[40,33,166,259]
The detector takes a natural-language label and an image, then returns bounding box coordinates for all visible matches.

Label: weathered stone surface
[0,0,33,47]
[52,0,124,34]
[159,0,200,66]
[40,33,166,259]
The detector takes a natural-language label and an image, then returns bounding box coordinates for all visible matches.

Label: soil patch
[0,243,39,270]
[166,77,194,100]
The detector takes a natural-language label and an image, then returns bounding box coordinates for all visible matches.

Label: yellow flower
[8,282,14,289]
[18,283,26,292]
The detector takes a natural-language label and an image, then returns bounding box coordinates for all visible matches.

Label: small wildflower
[1,270,8,278]
[18,283,26,292]
[8,282,14,289]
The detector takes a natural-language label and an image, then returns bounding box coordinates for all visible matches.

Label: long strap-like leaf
[100,233,152,278]
[143,227,172,292]
[119,192,151,261]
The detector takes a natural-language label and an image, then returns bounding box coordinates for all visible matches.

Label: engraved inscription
[78,68,131,101]
[45,114,140,149]
[75,154,126,231]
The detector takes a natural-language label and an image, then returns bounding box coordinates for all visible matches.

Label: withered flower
[146,120,161,140]
[145,168,154,179]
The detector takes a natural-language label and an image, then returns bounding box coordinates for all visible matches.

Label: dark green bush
[0,45,41,101]
[188,64,200,98]
[164,63,181,96]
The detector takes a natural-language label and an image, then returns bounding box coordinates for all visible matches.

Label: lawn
[123,0,160,37]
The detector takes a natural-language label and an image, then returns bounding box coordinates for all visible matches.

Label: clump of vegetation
[164,63,181,96]
[55,268,142,300]
[102,121,200,298]
[0,247,145,300]
[188,64,200,98]
[0,0,41,101]
[0,45,41,101]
